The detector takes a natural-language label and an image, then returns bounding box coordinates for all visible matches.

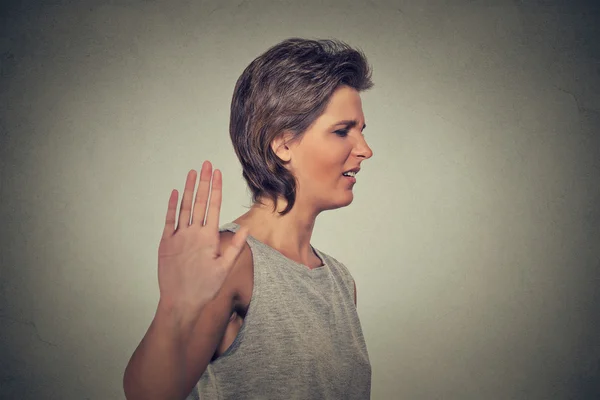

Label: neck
[233,196,320,267]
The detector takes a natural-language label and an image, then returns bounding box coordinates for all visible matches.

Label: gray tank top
[186,222,371,399]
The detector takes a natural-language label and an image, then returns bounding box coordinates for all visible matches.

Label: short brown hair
[229,38,373,216]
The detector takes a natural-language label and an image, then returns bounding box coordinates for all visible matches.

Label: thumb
[220,226,250,270]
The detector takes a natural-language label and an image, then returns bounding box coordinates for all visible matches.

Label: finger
[204,168,222,232]
[192,160,212,226]
[161,189,178,240]
[219,225,250,270]
[176,169,197,231]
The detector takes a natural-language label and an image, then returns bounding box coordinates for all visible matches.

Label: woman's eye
[335,129,349,137]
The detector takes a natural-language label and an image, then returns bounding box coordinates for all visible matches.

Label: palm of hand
[156,162,249,313]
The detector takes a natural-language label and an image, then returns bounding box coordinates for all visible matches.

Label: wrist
[155,298,202,337]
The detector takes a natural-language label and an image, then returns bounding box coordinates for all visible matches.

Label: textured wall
[1,0,599,399]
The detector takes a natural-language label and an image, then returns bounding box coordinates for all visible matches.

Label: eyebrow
[332,120,367,131]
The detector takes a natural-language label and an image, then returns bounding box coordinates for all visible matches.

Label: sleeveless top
[186,222,371,400]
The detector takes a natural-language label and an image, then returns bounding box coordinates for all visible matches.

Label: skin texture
[124,163,251,400]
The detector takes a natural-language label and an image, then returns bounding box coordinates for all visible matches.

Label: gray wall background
[1,0,599,399]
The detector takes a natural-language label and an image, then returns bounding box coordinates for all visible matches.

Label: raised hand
[157,161,249,316]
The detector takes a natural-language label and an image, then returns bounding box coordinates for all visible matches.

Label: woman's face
[276,85,374,212]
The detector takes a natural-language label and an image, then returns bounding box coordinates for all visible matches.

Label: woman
[123,37,374,399]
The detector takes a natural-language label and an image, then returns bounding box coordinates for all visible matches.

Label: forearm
[123,301,199,400]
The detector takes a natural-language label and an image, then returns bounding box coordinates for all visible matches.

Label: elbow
[123,362,140,400]
[122,365,133,399]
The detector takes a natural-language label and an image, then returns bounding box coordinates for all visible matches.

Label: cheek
[303,164,330,182]
[310,152,340,177]
[305,162,343,186]
[296,140,347,182]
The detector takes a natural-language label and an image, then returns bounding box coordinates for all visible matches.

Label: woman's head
[230,38,374,216]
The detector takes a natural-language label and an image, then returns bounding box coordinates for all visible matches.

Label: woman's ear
[270,131,295,163]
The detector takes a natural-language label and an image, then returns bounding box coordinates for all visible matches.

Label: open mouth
[342,173,357,183]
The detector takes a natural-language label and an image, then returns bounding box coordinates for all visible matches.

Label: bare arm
[123,282,236,399]
[123,162,249,400]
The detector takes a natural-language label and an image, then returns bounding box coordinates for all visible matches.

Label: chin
[325,192,354,210]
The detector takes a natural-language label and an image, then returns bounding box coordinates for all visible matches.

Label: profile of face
[272,85,374,212]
